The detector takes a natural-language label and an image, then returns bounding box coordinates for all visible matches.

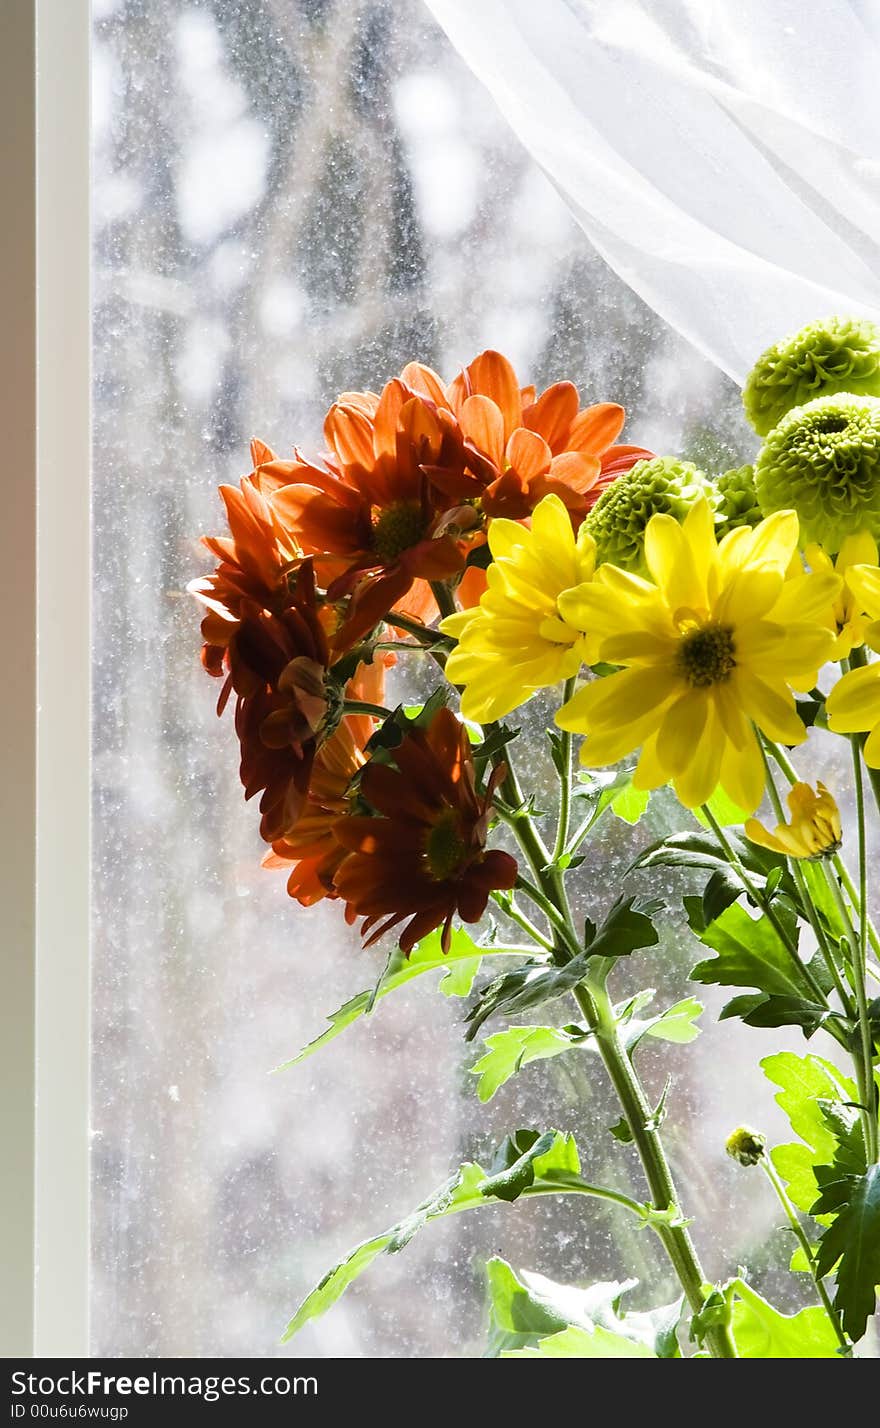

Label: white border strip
[0,0,38,1360]
[34,0,91,1356]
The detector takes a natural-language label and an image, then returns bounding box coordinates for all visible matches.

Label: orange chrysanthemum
[436,349,652,522]
[332,706,518,952]
[188,458,299,703]
[261,660,388,903]
[230,562,335,842]
[256,369,475,645]
[262,721,366,906]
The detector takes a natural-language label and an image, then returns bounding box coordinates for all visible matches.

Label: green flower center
[372,501,426,563]
[676,621,736,687]
[425,808,467,881]
[813,416,849,436]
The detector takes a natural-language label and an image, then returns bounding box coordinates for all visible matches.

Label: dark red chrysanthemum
[332,706,517,952]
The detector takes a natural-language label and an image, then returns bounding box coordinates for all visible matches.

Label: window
[6,0,796,1360]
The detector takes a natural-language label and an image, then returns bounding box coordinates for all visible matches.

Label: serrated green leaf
[281,1162,487,1341]
[278,926,523,1070]
[720,992,832,1036]
[772,1144,828,1218]
[586,894,663,959]
[762,1052,858,1212]
[610,781,650,824]
[764,1053,856,1154]
[813,1164,880,1341]
[481,1129,581,1203]
[630,828,782,879]
[730,1279,840,1358]
[504,1325,656,1358]
[789,1243,814,1273]
[701,867,742,926]
[689,902,815,1005]
[486,1258,677,1359]
[465,897,660,1039]
[621,995,703,1052]
[283,1130,600,1342]
[485,1258,573,1356]
[438,956,482,998]
[470,1023,590,1102]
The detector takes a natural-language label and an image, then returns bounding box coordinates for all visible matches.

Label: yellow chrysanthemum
[744,781,841,859]
[826,561,880,765]
[805,531,878,659]
[555,498,840,811]
[441,494,598,722]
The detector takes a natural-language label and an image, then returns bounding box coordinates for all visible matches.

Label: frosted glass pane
[91,0,806,1358]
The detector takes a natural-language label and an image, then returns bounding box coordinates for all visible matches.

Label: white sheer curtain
[423,0,880,383]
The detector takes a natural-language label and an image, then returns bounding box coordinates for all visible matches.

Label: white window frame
[1,0,90,1358]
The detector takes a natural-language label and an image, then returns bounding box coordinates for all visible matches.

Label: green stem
[573,982,738,1359]
[826,868,878,1164]
[373,640,431,654]
[429,579,458,621]
[849,736,879,1163]
[552,680,576,865]
[519,1179,652,1220]
[497,745,738,1356]
[496,759,576,963]
[386,607,452,644]
[759,1157,851,1356]
[491,891,555,953]
[764,739,880,967]
[512,873,581,956]
[848,647,880,826]
[341,699,394,720]
[701,803,835,1017]
[565,811,596,857]
[834,856,880,974]
[758,741,855,1017]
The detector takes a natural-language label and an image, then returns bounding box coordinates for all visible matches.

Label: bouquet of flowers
[190,319,880,1358]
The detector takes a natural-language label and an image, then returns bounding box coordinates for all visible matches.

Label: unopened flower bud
[725,1126,766,1167]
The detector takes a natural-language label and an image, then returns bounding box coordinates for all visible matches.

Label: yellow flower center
[372,501,425,562]
[676,620,736,687]
[425,808,467,881]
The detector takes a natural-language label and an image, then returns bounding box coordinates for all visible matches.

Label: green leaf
[620,994,703,1052]
[701,867,743,926]
[692,785,750,828]
[486,1258,677,1359]
[485,1258,574,1356]
[281,1162,487,1341]
[813,1164,880,1341]
[465,954,591,1040]
[608,1114,633,1144]
[689,902,816,1007]
[719,992,833,1037]
[283,1130,595,1341]
[466,897,661,1039]
[610,781,650,824]
[586,894,663,960]
[730,1279,840,1358]
[470,1023,590,1102]
[630,828,782,879]
[504,1325,656,1358]
[789,1244,814,1273]
[480,1128,580,1204]
[278,926,523,1070]
[762,1052,858,1212]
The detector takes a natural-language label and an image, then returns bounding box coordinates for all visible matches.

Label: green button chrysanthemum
[754,393,880,550]
[743,316,880,437]
[584,456,715,573]
[714,464,762,536]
